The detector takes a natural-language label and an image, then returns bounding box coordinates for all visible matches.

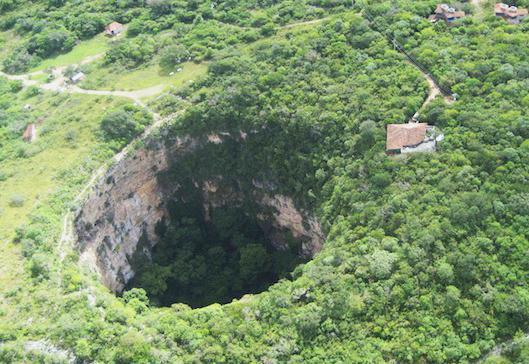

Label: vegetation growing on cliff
[2,0,529,362]
[132,201,304,308]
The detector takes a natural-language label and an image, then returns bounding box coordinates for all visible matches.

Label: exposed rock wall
[75,138,190,292]
[75,134,324,293]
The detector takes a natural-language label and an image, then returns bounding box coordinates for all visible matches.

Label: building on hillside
[105,22,124,36]
[429,4,466,24]
[70,72,85,84]
[22,124,36,142]
[386,123,443,155]
[495,3,528,24]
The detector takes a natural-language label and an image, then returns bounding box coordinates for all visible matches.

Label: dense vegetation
[2,0,529,362]
[100,104,152,149]
[132,201,304,308]
[1,0,350,73]
[131,139,309,308]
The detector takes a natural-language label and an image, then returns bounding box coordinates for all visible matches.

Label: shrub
[65,129,78,144]
[159,44,190,70]
[24,86,41,98]
[29,254,50,279]
[9,194,25,207]
[100,105,152,146]
[105,35,157,69]
[26,28,76,58]
[2,47,37,74]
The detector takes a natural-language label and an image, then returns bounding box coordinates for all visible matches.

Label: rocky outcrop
[75,136,197,292]
[259,194,324,257]
[75,133,324,293]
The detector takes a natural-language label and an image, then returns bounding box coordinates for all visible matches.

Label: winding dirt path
[0,53,180,260]
[409,65,454,121]
[0,70,164,104]
[478,333,529,362]
[280,18,329,29]
[0,52,163,105]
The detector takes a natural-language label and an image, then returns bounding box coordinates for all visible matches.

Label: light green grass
[29,33,110,72]
[0,93,126,242]
[0,30,22,63]
[81,62,208,91]
[0,90,127,319]
[29,72,52,84]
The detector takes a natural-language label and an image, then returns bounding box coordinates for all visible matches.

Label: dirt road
[0,53,163,105]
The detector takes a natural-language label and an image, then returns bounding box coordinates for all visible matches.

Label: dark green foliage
[26,28,76,58]
[104,35,157,69]
[0,0,349,72]
[159,44,190,70]
[130,192,304,308]
[100,104,152,147]
[5,1,529,363]
[2,48,38,74]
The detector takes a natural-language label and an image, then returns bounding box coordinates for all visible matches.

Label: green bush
[8,194,25,207]
[159,44,190,70]
[100,104,152,147]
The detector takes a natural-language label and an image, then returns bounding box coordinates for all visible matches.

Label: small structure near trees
[105,22,124,37]
[386,123,443,155]
[70,72,85,84]
[495,3,528,24]
[22,124,36,143]
[429,4,466,24]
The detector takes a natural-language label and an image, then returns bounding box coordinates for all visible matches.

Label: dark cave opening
[76,132,324,308]
[127,179,307,308]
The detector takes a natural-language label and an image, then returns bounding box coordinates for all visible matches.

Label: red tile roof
[434,4,465,19]
[495,3,528,18]
[386,123,428,151]
[105,22,123,34]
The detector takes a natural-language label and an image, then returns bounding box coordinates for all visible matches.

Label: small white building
[70,72,85,84]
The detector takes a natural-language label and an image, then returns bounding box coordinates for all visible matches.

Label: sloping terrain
[1,1,529,363]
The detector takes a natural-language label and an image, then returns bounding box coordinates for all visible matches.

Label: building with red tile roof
[429,4,465,24]
[495,3,528,24]
[386,123,441,155]
[105,22,124,36]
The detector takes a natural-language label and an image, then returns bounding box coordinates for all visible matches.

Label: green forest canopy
[1,0,529,362]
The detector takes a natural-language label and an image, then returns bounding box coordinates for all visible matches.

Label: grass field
[29,33,111,72]
[0,85,129,320]
[0,91,127,243]
[80,61,208,91]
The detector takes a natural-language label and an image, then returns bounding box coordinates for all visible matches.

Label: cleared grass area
[0,93,126,242]
[0,90,128,320]
[80,61,208,91]
[29,72,51,84]
[29,33,111,72]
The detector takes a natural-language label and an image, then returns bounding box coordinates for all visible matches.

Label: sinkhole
[75,130,324,308]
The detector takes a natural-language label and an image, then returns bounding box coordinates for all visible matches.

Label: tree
[239,243,271,282]
[100,105,152,146]
[368,249,397,280]
[159,45,190,70]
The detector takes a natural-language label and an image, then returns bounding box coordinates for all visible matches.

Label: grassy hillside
[2,0,529,363]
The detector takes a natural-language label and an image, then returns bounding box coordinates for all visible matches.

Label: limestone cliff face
[75,137,194,292]
[201,180,324,257]
[75,134,324,293]
[259,194,324,257]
